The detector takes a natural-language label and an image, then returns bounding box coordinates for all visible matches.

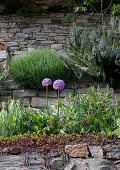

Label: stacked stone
[0,13,111,56]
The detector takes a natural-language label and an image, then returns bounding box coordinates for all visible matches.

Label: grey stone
[51,44,63,51]
[12,89,39,98]
[64,158,116,170]
[50,156,64,169]
[15,33,29,39]
[2,148,10,155]
[0,50,9,60]
[38,90,57,98]
[6,42,18,47]
[103,145,120,160]
[31,97,58,107]
[23,28,41,33]
[40,40,55,44]
[9,28,20,33]
[50,150,63,157]
[65,81,79,90]
[36,18,51,24]
[55,29,69,34]
[88,146,103,158]
[0,153,45,169]
[41,29,52,33]
[0,23,7,27]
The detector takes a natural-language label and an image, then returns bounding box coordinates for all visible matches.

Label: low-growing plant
[26,108,52,134]
[9,47,73,89]
[57,86,120,135]
[0,98,30,137]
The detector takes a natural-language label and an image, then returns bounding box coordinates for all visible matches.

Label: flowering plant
[58,86,120,134]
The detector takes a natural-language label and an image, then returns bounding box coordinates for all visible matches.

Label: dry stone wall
[0,13,111,56]
[0,13,115,106]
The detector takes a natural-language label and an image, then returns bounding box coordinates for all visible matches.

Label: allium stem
[46,86,49,115]
[57,89,60,129]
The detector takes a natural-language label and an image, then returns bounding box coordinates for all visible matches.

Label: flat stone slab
[0,153,45,170]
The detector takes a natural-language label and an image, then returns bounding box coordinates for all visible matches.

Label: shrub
[0,98,29,137]
[9,47,73,89]
[65,17,120,88]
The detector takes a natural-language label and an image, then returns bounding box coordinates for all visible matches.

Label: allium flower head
[42,78,52,87]
[53,80,65,90]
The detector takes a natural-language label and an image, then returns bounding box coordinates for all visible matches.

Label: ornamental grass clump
[0,98,30,137]
[8,47,73,89]
[42,78,52,115]
[53,80,65,129]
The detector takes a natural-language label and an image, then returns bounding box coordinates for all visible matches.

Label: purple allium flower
[60,118,64,122]
[97,93,102,96]
[116,103,118,106]
[42,78,52,87]
[91,89,94,92]
[112,103,115,106]
[63,128,66,131]
[53,80,65,90]
[107,107,110,110]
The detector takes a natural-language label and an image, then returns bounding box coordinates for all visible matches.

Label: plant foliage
[58,86,120,135]
[64,17,120,87]
[0,98,29,137]
[9,47,73,89]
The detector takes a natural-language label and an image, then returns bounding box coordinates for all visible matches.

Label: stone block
[10,146,22,155]
[50,156,64,169]
[15,33,29,39]
[31,97,58,107]
[55,29,69,35]
[9,28,20,33]
[12,89,39,98]
[2,147,10,155]
[55,36,66,41]
[36,18,51,24]
[66,81,79,90]
[23,28,41,33]
[64,158,116,170]
[40,40,55,44]
[60,89,74,98]
[6,42,18,47]
[38,90,57,98]
[65,144,89,158]
[0,50,9,60]
[88,146,103,158]
[103,145,120,160]
[22,98,30,106]
[49,32,57,36]
[41,29,52,33]
[51,44,63,51]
